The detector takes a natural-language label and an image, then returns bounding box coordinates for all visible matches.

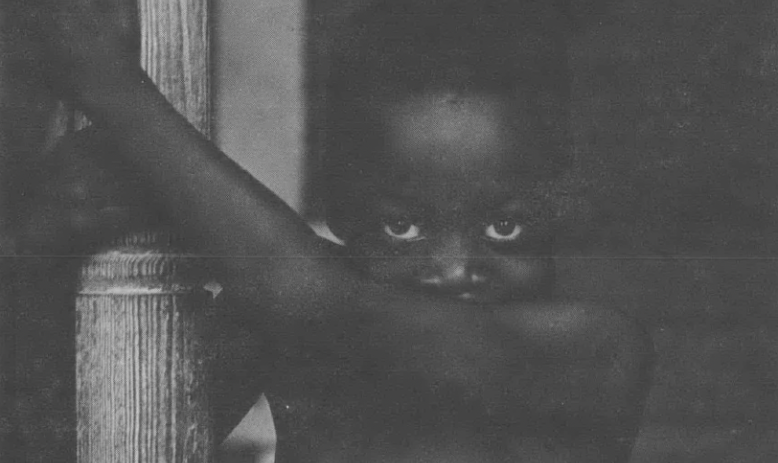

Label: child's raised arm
[41,0,339,305]
[36,0,654,459]
[36,0,509,431]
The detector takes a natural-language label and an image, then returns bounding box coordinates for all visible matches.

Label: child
[36,0,653,461]
[318,0,568,303]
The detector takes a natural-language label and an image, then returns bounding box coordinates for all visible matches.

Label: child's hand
[18,127,137,253]
[37,0,141,99]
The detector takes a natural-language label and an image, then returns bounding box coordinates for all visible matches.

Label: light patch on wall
[213,0,305,212]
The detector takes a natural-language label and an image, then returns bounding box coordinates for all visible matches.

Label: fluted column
[76,1,212,461]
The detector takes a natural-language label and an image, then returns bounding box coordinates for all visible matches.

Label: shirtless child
[33,0,653,461]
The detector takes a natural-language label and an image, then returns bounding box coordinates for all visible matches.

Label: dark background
[4,0,778,461]
[305,1,778,461]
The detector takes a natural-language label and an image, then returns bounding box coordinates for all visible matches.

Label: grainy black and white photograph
[2,0,778,461]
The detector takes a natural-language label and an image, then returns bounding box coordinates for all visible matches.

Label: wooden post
[76,1,212,462]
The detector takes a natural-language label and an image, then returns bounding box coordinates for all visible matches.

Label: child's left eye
[383,219,423,241]
[484,219,522,241]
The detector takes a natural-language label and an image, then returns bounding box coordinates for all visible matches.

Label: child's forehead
[351,167,542,216]
[388,92,510,144]
[331,89,565,212]
[390,179,528,211]
[366,90,543,180]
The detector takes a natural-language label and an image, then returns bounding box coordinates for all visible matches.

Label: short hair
[320,0,573,228]
[328,0,569,99]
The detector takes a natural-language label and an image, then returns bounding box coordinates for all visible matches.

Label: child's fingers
[17,127,140,252]
[20,204,131,253]
[18,169,133,252]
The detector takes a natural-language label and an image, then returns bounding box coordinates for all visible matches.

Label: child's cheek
[493,256,555,301]
[347,238,427,286]
[363,254,554,303]
[346,236,554,302]
[364,256,425,288]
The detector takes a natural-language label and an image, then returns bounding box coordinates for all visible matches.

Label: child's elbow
[576,304,655,431]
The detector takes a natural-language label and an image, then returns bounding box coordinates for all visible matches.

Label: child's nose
[417,234,488,296]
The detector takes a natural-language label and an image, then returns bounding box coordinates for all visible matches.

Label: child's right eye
[484,219,522,242]
[382,219,423,241]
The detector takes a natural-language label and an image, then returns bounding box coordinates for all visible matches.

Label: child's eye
[382,219,423,241]
[484,219,522,241]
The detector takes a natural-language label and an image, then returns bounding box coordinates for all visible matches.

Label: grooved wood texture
[77,250,212,462]
[77,233,213,462]
[140,0,210,135]
[76,0,212,461]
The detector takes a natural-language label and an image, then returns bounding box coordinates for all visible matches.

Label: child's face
[332,91,556,303]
